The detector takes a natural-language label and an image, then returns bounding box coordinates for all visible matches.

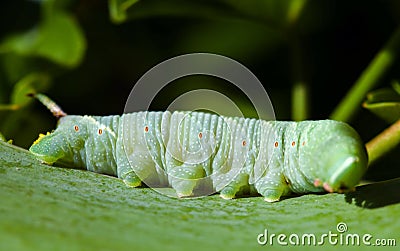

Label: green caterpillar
[29,94,368,202]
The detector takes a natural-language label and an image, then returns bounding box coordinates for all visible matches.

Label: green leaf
[391,80,400,95]
[0,132,5,142]
[11,73,50,107]
[1,141,399,250]
[363,102,400,124]
[35,12,86,67]
[109,0,140,24]
[0,11,86,67]
[0,73,50,111]
[363,83,400,124]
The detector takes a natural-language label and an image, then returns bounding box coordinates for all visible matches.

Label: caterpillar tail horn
[27,93,67,118]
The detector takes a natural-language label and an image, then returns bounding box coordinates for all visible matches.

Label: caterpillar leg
[116,154,142,187]
[254,174,291,202]
[219,173,249,200]
[116,149,155,188]
[121,171,142,187]
[168,164,205,197]
[116,144,138,187]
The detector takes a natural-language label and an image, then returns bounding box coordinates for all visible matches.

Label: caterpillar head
[301,120,368,193]
[29,115,88,166]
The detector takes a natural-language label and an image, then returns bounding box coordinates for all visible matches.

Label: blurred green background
[1,0,400,181]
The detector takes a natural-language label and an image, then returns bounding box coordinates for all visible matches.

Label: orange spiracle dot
[302,141,306,146]
[291,141,296,147]
[74,125,79,132]
[242,140,246,147]
[98,129,103,135]
[274,142,278,148]
[144,126,149,132]
[198,132,203,139]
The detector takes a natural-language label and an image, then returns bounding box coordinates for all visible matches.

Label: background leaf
[0,131,5,141]
[363,81,400,124]
[109,0,140,24]
[11,73,50,107]
[0,11,86,67]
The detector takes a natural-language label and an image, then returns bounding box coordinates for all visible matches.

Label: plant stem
[292,81,309,121]
[366,119,400,166]
[330,26,400,122]
[287,0,310,121]
[290,38,309,121]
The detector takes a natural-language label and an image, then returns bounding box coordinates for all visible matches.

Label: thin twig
[366,119,400,166]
